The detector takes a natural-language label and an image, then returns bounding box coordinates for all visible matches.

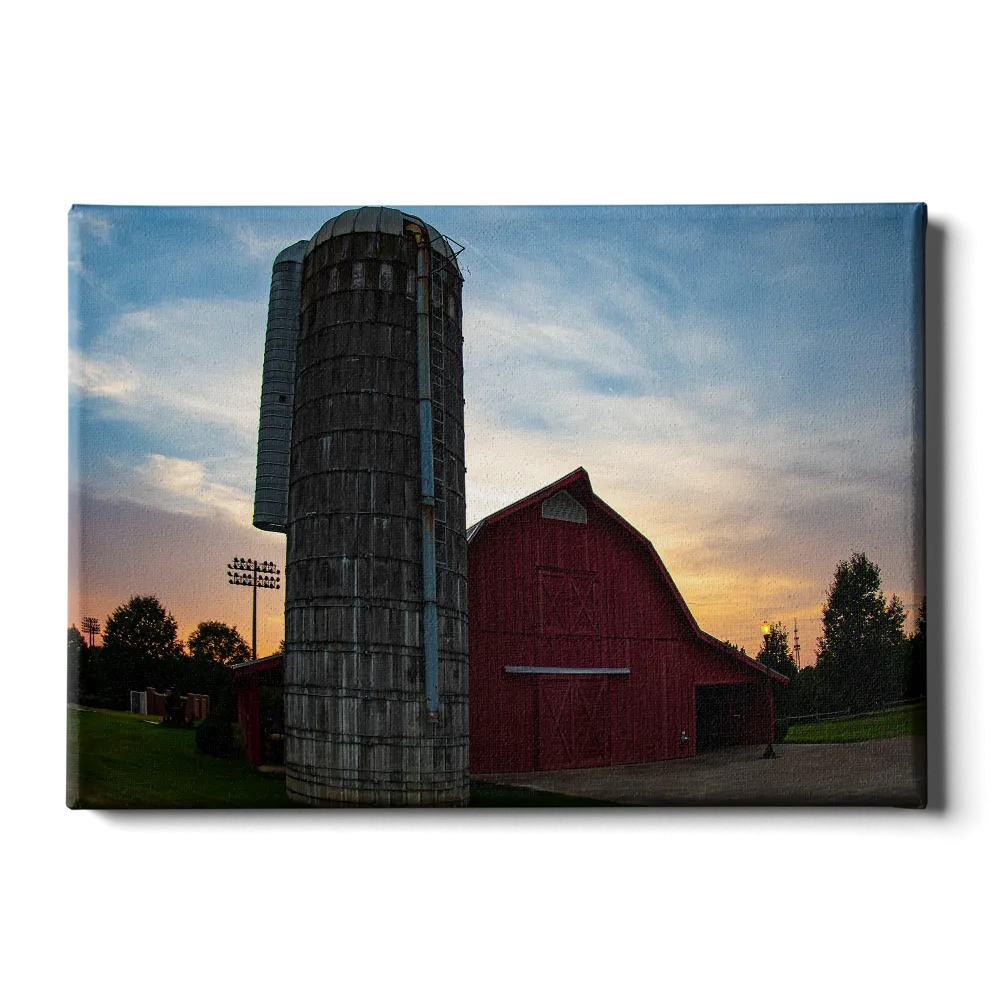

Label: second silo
[254,241,308,532]
[283,207,468,805]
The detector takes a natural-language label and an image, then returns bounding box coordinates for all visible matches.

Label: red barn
[228,654,284,765]
[467,468,787,772]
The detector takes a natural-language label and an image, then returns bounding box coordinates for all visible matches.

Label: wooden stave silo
[283,207,468,806]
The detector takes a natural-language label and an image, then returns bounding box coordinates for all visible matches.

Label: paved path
[476,737,926,806]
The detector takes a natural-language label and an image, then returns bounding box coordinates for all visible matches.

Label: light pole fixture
[760,620,776,759]
[227,557,281,660]
[81,616,101,648]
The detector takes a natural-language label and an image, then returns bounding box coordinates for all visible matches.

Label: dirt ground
[475,736,926,807]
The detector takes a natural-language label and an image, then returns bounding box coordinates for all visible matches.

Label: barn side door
[537,675,611,769]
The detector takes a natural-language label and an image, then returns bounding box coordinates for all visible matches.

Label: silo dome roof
[307,207,458,264]
[273,240,309,265]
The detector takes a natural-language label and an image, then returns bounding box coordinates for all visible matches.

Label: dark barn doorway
[260,683,285,765]
[695,684,750,753]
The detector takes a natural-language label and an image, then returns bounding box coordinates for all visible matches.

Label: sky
[69,204,924,663]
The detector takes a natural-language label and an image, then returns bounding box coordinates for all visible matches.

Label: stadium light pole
[81,616,101,648]
[227,557,281,660]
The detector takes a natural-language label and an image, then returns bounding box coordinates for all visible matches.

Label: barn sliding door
[538,675,611,769]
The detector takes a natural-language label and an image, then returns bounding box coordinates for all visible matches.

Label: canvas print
[67,204,926,807]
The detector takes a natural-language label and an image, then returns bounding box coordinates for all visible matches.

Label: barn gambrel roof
[466,467,788,684]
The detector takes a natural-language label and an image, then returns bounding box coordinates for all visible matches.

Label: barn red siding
[468,471,780,772]
[238,682,263,764]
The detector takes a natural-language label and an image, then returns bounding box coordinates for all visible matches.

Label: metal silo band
[407,221,440,720]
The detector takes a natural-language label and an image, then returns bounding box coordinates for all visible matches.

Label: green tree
[816,553,908,712]
[101,596,184,705]
[68,624,85,659]
[186,621,251,723]
[68,625,86,703]
[756,621,797,678]
[188,621,252,665]
[907,597,927,700]
[72,625,116,708]
[786,664,823,717]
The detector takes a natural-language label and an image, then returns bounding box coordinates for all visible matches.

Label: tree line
[68,595,261,719]
[753,552,926,720]
[73,552,925,727]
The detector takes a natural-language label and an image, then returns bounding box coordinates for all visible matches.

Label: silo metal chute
[253,241,308,533]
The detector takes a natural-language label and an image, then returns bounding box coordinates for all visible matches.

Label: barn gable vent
[541,490,588,523]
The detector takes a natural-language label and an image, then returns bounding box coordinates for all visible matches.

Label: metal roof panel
[378,206,405,235]
[274,240,309,265]
[353,205,382,232]
[307,208,457,261]
[330,210,356,237]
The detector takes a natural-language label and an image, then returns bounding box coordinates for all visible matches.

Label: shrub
[162,689,188,728]
[774,716,790,744]
[195,717,245,759]
[207,678,239,723]
[79,694,113,710]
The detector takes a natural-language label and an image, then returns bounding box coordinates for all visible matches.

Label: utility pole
[760,620,776,758]
[226,557,280,660]
[793,618,801,671]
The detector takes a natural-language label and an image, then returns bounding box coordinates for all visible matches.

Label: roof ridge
[466,468,590,541]
[466,471,786,685]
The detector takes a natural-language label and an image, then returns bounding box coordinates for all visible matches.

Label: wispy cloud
[133,454,253,523]
[73,296,266,446]
[70,352,137,400]
[69,205,923,663]
[70,207,114,244]
[211,212,311,264]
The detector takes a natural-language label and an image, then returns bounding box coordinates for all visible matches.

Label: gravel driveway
[476,736,926,806]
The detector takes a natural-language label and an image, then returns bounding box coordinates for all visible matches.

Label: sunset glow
[70,205,923,665]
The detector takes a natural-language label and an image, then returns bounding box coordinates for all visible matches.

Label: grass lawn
[67,707,611,808]
[783,703,926,744]
[67,706,292,808]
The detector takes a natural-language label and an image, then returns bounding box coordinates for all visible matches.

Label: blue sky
[69,204,924,660]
